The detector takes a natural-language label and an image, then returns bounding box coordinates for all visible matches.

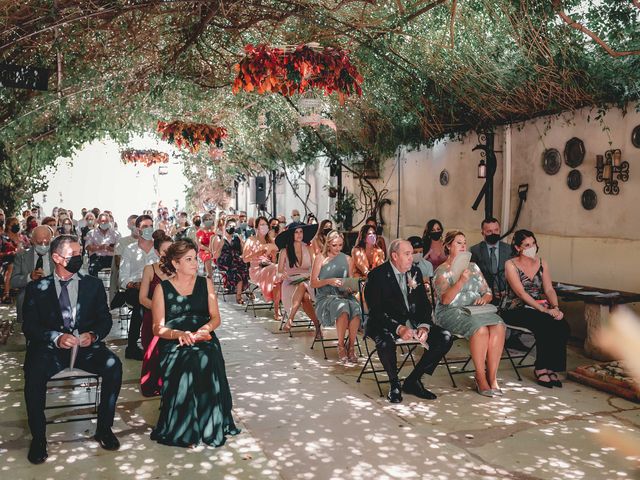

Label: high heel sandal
[535,370,554,388]
[337,344,348,365]
[474,376,494,397]
[548,372,562,388]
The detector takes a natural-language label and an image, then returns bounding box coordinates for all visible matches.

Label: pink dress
[281,246,314,315]
[249,255,278,302]
[426,248,447,270]
[140,270,163,397]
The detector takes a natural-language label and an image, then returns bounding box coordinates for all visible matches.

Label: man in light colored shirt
[85,213,120,277]
[109,214,138,306]
[10,226,54,322]
[119,214,158,360]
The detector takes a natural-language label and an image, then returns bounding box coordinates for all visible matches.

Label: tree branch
[554,1,640,57]
[449,0,457,49]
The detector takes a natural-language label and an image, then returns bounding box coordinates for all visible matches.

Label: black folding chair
[45,369,101,425]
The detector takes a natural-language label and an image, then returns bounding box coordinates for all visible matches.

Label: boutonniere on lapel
[407,272,418,293]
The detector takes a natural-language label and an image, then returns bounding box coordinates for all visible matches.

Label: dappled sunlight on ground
[0,296,638,479]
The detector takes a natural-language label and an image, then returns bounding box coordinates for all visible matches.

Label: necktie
[397,273,409,309]
[59,279,73,330]
[489,247,498,275]
[35,253,44,270]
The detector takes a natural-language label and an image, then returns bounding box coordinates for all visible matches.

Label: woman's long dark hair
[511,229,538,256]
[422,218,444,253]
[355,224,376,250]
[285,226,304,268]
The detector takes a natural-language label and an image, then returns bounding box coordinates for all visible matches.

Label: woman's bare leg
[470,326,490,391]
[486,324,506,389]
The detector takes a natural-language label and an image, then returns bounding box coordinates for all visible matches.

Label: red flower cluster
[121,149,169,167]
[157,121,228,153]
[233,44,363,102]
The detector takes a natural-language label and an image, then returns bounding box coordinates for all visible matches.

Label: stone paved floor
[0,296,638,480]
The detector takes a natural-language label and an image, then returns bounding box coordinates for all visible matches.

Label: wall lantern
[477,159,487,179]
[596,149,629,195]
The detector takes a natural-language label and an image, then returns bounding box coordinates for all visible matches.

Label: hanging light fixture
[477,159,487,179]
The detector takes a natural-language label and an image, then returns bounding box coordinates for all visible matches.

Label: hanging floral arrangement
[157,121,228,153]
[121,149,169,167]
[232,43,363,102]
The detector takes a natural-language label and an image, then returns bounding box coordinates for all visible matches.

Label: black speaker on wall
[255,176,267,205]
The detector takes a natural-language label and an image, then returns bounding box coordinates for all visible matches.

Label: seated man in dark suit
[365,239,453,403]
[469,217,526,351]
[22,234,122,464]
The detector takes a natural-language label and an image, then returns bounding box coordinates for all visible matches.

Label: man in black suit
[469,218,511,299]
[22,235,122,464]
[469,218,526,351]
[365,239,453,403]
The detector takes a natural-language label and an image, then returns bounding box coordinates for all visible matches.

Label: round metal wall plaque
[632,125,640,148]
[439,169,449,186]
[567,169,582,190]
[581,189,597,210]
[564,137,585,168]
[542,148,561,175]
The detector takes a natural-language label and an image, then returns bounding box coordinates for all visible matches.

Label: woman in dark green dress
[151,239,240,447]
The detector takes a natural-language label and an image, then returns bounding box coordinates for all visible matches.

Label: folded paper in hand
[289,275,309,285]
[450,252,471,282]
[463,304,498,315]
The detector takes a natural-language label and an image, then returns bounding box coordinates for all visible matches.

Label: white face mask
[258,225,269,236]
[412,253,423,263]
[522,246,537,259]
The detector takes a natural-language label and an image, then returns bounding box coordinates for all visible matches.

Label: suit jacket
[469,241,511,293]
[364,261,433,339]
[10,248,55,322]
[22,273,112,351]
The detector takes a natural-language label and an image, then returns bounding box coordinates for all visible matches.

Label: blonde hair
[322,230,344,255]
[443,230,465,256]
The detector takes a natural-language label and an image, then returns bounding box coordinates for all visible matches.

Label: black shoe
[125,347,144,361]
[549,372,563,388]
[403,380,437,400]
[387,384,403,403]
[27,438,48,465]
[505,335,529,352]
[94,427,120,451]
[535,371,554,388]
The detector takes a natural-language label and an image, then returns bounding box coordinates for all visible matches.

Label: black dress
[151,276,240,447]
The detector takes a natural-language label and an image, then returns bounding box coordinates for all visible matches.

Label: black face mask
[272,225,280,233]
[226,226,236,235]
[375,225,383,235]
[11,224,20,233]
[194,220,201,227]
[323,228,332,236]
[429,231,443,241]
[485,233,501,245]
[64,255,83,274]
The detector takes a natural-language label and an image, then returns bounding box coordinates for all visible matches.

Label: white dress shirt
[119,242,158,289]
[85,228,121,256]
[390,262,430,334]
[115,235,137,257]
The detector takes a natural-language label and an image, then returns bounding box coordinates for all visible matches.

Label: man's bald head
[31,225,53,245]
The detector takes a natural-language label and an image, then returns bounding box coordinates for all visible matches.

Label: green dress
[151,276,240,447]
[433,262,503,339]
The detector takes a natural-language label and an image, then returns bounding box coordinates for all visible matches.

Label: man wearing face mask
[22,235,122,464]
[469,218,512,303]
[119,215,158,360]
[287,209,304,230]
[85,213,120,277]
[470,217,527,351]
[236,211,249,239]
[110,214,139,308]
[10,226,55,323]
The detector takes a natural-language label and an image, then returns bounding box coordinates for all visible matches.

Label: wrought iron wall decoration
[567,169,582,190]
[581,189,597,210]
[542,148,561,175]
[596,149,629,195]
[632,125,640,148]
[564,137,585,168]
[471,130,497,218]
[439,169,449,186]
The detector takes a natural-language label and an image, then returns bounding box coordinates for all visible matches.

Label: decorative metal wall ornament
[581,189,597,210]
[542,148,561,175]
[632,125,640,148]
[439,169,449,186]
[564,137,585,167]
[567,169,582,190]
[596,149,629,195]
